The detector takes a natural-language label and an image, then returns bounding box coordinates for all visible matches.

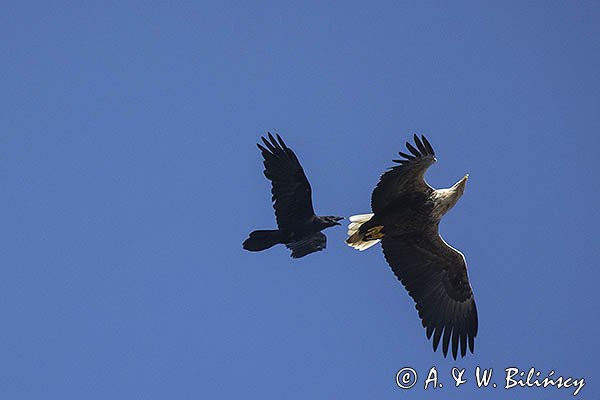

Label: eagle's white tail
[345,213,380,251]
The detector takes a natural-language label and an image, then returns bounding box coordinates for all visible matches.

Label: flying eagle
[346,135,478,359]
[243,133,343,258]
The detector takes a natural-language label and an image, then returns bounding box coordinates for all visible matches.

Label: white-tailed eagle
[346,135,477,359]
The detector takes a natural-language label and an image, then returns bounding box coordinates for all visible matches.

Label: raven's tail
[345,213,381,251]
[243,230,284,252]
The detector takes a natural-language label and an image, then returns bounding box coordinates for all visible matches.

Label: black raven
[243,133,343,258]
[346,135,477,359]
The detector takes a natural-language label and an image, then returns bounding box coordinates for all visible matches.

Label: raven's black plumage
[346,135,477,359]
[243,133,342,258]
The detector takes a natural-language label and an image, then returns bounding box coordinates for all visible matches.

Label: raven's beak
[333,217,344,225]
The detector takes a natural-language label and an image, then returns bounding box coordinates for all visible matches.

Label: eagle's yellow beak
[452,174,469,193]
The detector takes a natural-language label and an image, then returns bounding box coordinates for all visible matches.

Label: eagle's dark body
[243,133,342,258]
[358,192,433,239]
[347,135,477,359]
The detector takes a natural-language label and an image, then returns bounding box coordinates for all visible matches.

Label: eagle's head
[431,175,468,220]
[452,174,469,197]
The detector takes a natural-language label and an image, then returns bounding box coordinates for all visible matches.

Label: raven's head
[323,216,344,227]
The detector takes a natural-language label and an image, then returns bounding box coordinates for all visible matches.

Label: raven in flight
[346,135,477,359]
[243,133,343,258]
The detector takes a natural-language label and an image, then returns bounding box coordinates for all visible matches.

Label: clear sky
[1,1,599,399]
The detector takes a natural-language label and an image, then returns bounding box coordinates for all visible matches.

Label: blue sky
[1,1,599,398]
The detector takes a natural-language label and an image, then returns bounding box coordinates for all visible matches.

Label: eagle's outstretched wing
[371,135,436,213]
[285,232,327,258]
[257,133,316,229]
[381,229,478,359]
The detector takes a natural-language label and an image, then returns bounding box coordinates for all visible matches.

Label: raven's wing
[286,232,326,258]
[257,133,315,229]
[381,229,478,359]
[371,135,436,214]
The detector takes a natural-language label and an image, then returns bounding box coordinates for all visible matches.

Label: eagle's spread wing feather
[286,232,326,258]
[371,135,436,213]
[257,133,316,229]
[381,230,478,359]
